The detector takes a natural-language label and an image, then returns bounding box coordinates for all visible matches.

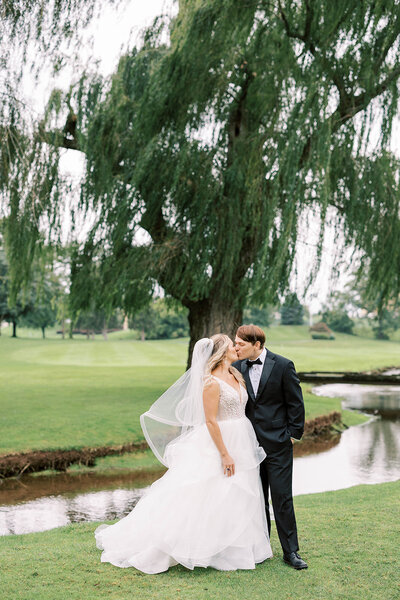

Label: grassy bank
[63,396,366,478]
[1,481,398,600]
[0,329,385,456]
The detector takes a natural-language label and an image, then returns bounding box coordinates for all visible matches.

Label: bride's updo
[204,333,244,385]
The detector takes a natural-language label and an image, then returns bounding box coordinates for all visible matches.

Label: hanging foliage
[2,0,400,364]
[0,0,121,299]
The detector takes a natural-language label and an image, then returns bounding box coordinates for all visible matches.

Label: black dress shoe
[283,552,308,569]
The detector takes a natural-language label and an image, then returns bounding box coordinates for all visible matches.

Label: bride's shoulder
[203,376,219,399]
[203,374,220,390]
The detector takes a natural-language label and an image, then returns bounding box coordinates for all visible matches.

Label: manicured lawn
[0,336,185,454]
[1,481,398,600]
[1,328,395,455]
[266,325,400,371]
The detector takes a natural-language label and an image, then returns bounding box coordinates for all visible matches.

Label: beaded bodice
[212,376,248,421]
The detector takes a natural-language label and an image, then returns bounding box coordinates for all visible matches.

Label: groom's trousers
[259,442,299,555]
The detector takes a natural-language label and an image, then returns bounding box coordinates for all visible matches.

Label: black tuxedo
[233,349,305,554]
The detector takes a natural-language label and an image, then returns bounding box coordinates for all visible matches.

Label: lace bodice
[212,376,248,421]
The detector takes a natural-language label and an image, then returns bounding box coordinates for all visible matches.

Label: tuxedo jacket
[233,350,305,451]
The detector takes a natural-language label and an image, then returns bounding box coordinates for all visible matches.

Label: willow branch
[279,1,349,103]
[300,63,400,166]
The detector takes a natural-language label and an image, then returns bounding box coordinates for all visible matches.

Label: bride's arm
[203,382,235,477]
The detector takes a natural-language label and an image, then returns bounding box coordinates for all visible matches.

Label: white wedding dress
[95,376,272,573]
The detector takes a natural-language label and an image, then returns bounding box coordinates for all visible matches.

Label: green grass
[265,325,400,371]
[302,385,367,426]
[0,336,185,454]
[1,327,393,455]
[66,449,164,475]
[1,481,398,600]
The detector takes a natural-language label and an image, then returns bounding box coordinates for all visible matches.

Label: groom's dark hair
[236,324,265,348]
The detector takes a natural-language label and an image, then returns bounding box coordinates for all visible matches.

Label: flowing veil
[140,338,214,466]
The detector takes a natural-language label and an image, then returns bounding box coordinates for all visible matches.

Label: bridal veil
[140,337,213,465]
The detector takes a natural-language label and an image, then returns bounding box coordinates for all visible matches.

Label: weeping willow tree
[3,0,400,364]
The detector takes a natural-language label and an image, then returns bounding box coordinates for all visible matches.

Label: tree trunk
[186,299,243,369]
[12,320,17,338]
[41,326,45,339]
[141,328,145,342]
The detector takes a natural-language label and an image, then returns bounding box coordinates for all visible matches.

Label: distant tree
[153,301,189,340]
[322,309,355,335]
[3,302,33,338]
[129,299,189,341]
[339,276,400,340]
[21,302,57,339]
[74,307,124,339]
[359,294,400,341]
[0,240,33,337]
[56,288,71,340]
[20,275,59,338]
[130,306,155,342]
[75,309,105,339]
[0,247,8,335]
[243,306,272,329]
[371,307,399,340]
[280,293,304,326]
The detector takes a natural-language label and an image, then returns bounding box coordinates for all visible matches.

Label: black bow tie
[246,358,262,367]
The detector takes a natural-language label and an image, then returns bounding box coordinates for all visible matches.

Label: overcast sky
[22,1,391,314]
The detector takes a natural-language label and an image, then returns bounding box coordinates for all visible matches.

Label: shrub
[309,321,335,340]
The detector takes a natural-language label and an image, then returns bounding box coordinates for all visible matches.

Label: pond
[294,383,400,495]
[1,383,399,536]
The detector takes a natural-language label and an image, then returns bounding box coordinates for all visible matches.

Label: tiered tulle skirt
[95,416,272,573]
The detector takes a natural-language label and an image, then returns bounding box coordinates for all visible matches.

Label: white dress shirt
[248,347,267,396]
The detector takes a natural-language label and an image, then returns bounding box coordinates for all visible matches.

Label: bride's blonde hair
[204,333,244,386]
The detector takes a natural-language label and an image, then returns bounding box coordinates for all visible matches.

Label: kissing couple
[95,324,307,573]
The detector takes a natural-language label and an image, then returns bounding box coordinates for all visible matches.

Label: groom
[233,324,308,570]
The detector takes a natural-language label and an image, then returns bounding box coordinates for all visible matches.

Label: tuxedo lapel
[241,360,256,401]
[256,352,275,401]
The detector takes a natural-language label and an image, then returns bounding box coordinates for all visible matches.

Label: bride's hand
[222,454,235,477]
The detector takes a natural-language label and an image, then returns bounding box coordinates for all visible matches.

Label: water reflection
[293,418,400,496]
[383,368,400,376]
[0,489,148,536]
[293,383,400,495]
[1,383,400,536]
[0,469,165,506]
[316,382,400,418]
[0,470,165,536]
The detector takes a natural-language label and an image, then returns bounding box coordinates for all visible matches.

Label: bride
[95,334,272,573]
